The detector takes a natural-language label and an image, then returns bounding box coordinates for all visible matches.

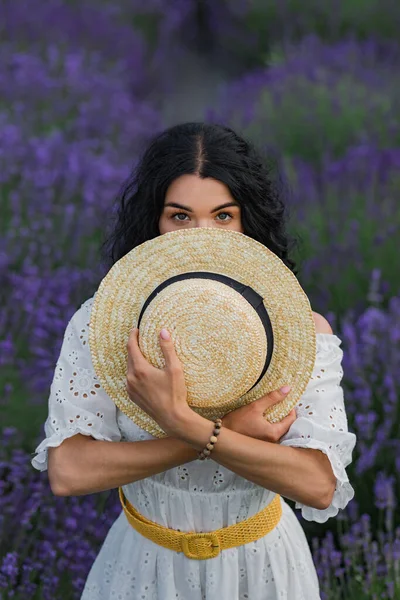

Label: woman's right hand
[221,386,296,443]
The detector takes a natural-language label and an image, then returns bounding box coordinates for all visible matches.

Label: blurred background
[1,1,399,598]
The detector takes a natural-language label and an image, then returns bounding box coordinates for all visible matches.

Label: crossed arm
[166,412,336,510]
[50,423,335,510]
[49,312,336,510]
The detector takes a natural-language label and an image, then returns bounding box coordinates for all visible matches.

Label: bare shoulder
[312,311,333,334]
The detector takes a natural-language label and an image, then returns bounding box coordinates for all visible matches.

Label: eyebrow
[164,201,240,213]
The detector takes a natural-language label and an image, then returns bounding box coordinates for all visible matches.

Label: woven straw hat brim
[89,228,316,438]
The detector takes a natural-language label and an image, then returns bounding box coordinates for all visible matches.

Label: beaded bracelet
[198,418,222,460]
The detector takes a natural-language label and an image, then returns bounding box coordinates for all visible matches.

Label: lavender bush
[312,512,400,599]
[0,44,159,144]
[92,0,400,71]
[285,145,400,315]
[234,0,400,66]
[0,0,162,444]
[208,36,400,164]
[226,0,400,69]
[0,428,121,600]
[0,0,177,95]
[96,0,249,68]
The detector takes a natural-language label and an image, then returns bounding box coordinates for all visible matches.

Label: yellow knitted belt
[118,486,282,560]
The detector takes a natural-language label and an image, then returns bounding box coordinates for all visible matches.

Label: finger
[273,409,297,438]
[267,385,292,405]
[159,328,181,370]
[253,385,292,408]
[126,327,148,373]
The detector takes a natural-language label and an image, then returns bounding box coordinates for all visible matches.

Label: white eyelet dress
[31,296,357,600]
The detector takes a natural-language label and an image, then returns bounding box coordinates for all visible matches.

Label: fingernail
[280,385,291,394]
[160,328,170,340]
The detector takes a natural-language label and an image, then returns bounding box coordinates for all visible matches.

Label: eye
[216,212,233,222]
[171,212,189,222]
[169,211,234,223]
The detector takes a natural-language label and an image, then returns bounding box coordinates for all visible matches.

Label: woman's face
[158,174,244,235]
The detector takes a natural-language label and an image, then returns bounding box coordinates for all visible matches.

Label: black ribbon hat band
[137,272,274,392]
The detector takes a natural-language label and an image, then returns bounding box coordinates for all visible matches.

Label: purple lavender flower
[374,472,396,511]
[0,552,19,588]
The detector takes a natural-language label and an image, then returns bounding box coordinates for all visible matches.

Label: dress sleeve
[31,296,122,472]
[279,333,357,523]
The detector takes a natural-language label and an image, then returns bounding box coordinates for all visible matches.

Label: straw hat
[89,228,316,438]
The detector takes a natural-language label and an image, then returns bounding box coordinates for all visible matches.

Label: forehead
[165,175,236,206]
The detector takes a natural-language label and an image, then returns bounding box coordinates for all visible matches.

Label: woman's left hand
[125,327,190,435]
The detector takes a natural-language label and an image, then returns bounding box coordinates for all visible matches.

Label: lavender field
[1,1,399,598]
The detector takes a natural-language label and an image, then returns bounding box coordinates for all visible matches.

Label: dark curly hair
[100,122,300,275]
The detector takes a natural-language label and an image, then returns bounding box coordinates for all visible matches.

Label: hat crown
[139,278,268,408]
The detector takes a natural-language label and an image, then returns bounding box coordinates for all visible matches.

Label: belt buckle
[181,532,221,560]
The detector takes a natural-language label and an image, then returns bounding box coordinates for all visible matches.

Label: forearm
[53,434,198,496]
[173,411,336,510]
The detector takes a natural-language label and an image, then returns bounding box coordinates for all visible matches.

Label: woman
[31,122,356,600]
